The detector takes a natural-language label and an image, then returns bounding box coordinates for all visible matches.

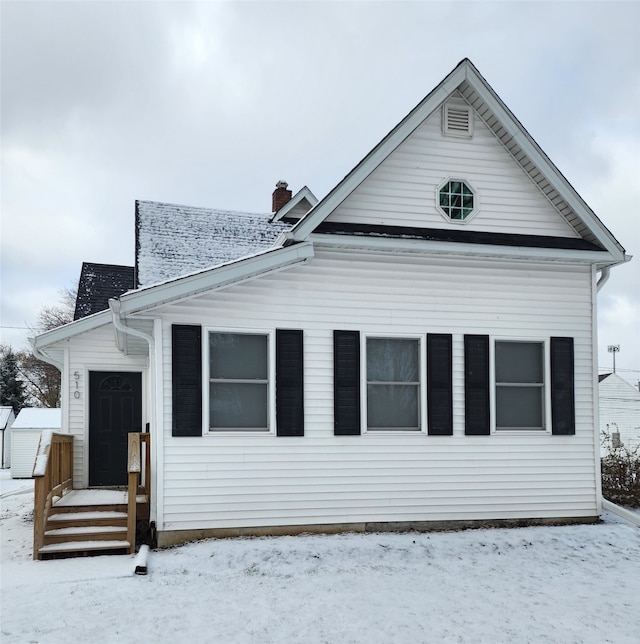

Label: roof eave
[461,64,627,259]
[289,59,626,260]
[117,241,315,316]
[290,62,469,241]
[31,309,113,349]
[309,233,622,266]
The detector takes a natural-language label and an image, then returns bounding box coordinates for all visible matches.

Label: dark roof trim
[313,222,605,252]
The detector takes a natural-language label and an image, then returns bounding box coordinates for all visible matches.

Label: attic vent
[443,103,473,137]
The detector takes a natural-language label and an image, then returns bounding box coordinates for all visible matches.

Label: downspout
[108,298,159,528]
[109,298,155,349]
[596,266,610,293]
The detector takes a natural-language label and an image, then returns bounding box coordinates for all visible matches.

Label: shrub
[601,433,640,508]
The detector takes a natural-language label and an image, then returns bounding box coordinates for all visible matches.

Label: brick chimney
[272,180,292,213]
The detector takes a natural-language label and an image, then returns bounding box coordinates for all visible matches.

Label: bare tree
[17,287,77,407]
[36,287,76,331]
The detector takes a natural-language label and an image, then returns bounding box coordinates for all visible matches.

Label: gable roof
[599,372,640,392]
[74,262,135,320]
[118,241,314,316]
[135,200,292,287]
[270,186,318,223]
[33,242,315,351]
[34,59,630,352]
[12,408,61,430]
[286,59,627,266]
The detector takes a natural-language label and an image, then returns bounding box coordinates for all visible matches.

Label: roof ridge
[136,199,270,218]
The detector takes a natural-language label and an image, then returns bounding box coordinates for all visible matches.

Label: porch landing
[55,489,147,507]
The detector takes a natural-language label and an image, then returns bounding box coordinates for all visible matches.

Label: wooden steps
[37,489,145,559]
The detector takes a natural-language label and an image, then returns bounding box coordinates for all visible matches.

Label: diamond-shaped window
[438,180,475,221]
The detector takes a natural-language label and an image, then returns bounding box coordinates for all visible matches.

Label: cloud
[1,0,638,384]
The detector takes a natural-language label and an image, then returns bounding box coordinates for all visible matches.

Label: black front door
[89,371,142,487]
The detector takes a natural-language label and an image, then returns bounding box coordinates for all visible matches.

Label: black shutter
[172,324,202,437]
[427,334,453,435]
[551,337,575,435]
[464,334,490,435]
[276,329,304,436]
[334,330,361,435]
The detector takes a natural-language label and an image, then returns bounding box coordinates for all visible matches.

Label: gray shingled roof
[135,200,293,287]
[73,262,135,320]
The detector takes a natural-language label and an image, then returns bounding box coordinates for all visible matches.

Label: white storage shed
[10,408,61,478]
[1,406,15,469]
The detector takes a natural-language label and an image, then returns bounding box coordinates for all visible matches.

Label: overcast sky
[1,1,639,384]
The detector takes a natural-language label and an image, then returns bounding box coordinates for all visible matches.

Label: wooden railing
[33,432,74,559]
[127,432,151,554]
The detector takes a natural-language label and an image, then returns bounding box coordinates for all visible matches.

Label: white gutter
[602,499,640,527]
[596,266,611,292]
[108,299,159,529]
[28,339,71,434]
[29,340,64,372]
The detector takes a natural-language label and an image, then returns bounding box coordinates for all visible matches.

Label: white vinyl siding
[147,250,597,533]
[325,94,580,238]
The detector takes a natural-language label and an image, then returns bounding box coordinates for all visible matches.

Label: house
[31,59,630,554]
[0,406,15,469]
[599,373,640,453]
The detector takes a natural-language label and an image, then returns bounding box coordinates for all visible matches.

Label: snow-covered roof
[12,408,61,430]
[74,262,135,320]
[135,200,293,287]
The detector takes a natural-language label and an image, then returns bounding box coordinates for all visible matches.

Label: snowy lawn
[2,479,639,644]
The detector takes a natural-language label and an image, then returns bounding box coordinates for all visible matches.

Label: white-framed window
[437,179,476,222]
[205,330,273,433]
[494,339,547,431]
[364,335,423,432]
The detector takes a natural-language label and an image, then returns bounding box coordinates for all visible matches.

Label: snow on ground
[1,482,639,644]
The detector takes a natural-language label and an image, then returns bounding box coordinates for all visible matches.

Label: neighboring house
[32,59,630,548]
[10,408,61,478]
[0,406,15,469]
[599,373,640,453]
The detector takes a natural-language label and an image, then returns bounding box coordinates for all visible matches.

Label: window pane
[210,333,267,379]
[210,382,268,429]
[496,386,543,429]
[367,384,419,429]
[367,338,419,382]
[495,342,543,383]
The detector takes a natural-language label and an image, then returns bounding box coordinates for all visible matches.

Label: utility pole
[607,345,620,374]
